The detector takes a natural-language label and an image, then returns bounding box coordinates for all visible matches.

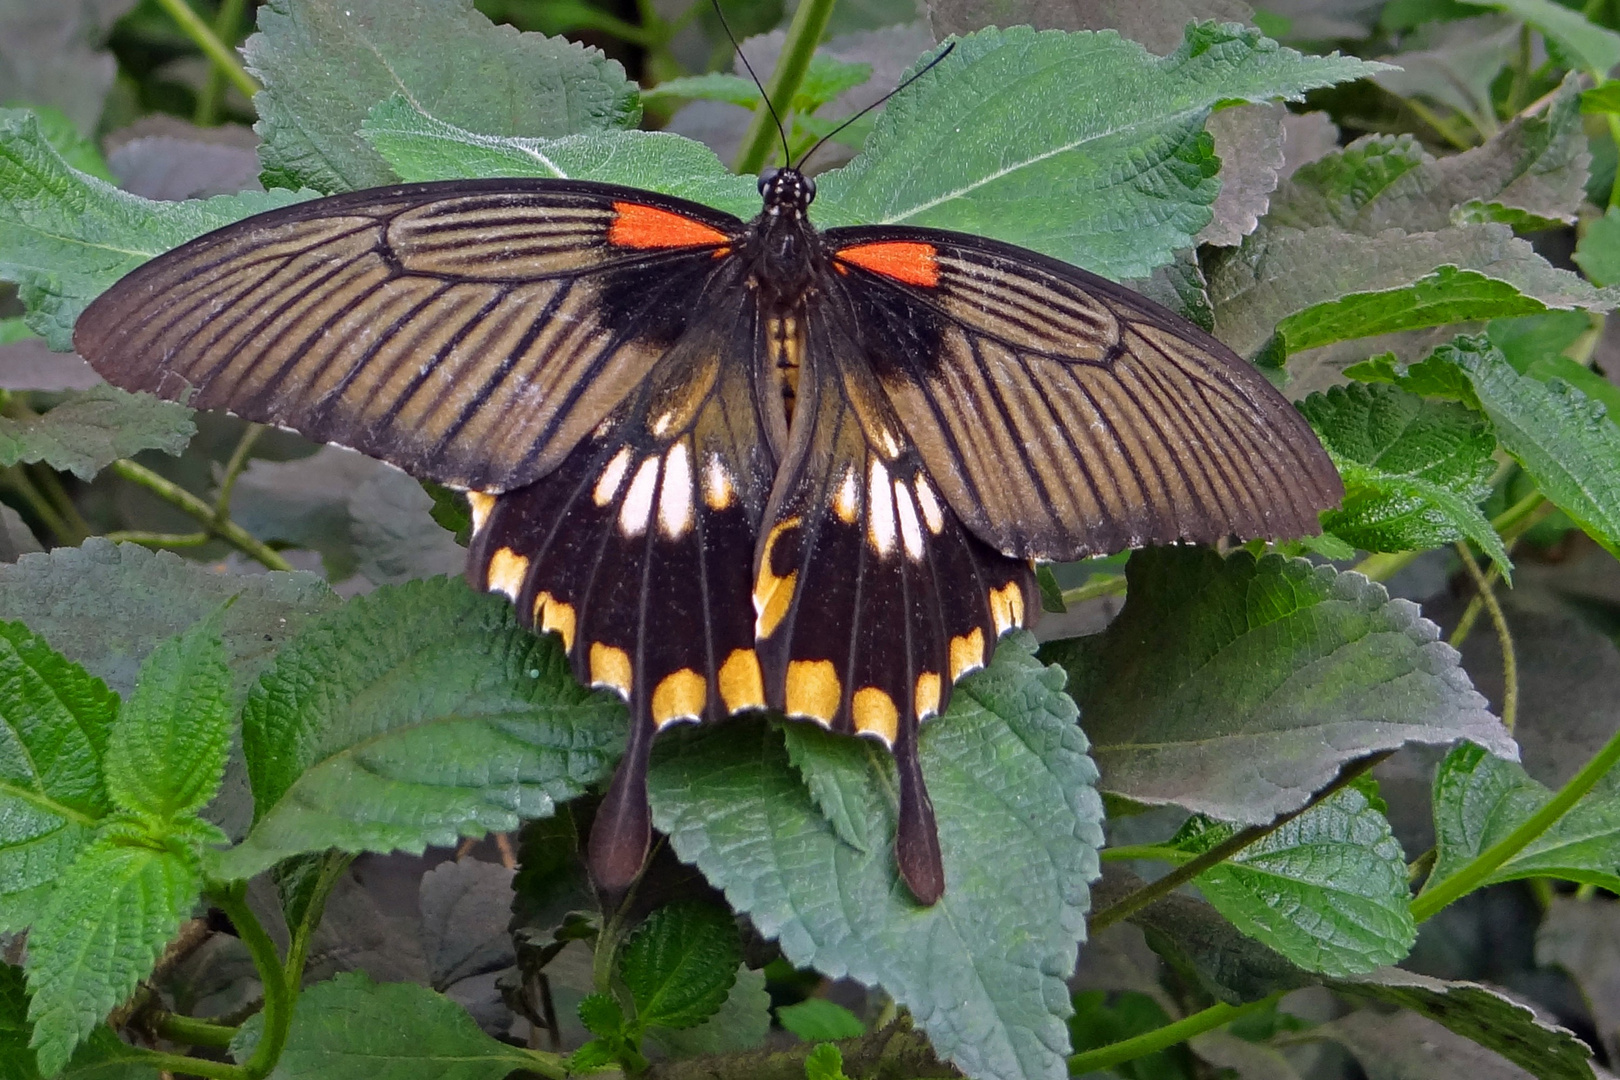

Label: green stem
[1068,993,1283,1074]
[732,0,838,173]
[1493,490,1547,542]
[215,423,264,516]
[1402,97,1474,151]
[27,465,92,542]
[284,853,351,990]
[1607,104,1620,210]
[195,0,249,124]
[1411,723,1620,922]
[115,1045,246,1080]
[210,883,292,1080]
[1505,23,1532,115]
[1059,573,1127,606]
[110,458,292,571]
[1097,844,1190,864]
[153,1011,239,1048]
[103,529,213,547]
[0,465,73,545]
[1455,543,1517,731]
[153,0,261,103]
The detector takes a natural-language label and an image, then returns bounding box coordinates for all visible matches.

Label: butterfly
[73,160,1342,904]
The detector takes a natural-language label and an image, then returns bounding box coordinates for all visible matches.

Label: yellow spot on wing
[785,659,840,725]
[589,642,633,696]
[989,582,1026,635]
[753,517,800,639]
[652,668,706,727]
[915,672,941,719]
[467,491,496,535]
[486,547,528,600]
[534,591,576,652]
[949,628,985,681]
[852,686,898,744]
[718,648,765,712]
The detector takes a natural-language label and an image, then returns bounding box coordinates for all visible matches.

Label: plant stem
[1411,724,1620,922]
[27,465,92,541]
[1059,573,1127,606]
[116,1045,247,1080]
[153,0,261,103]
[110,458,292,571]
[1506,23,1532,115]
[1068,993,1284,1074]
[1349,550,1417,582]
[104,529,212,548]
[1454,543,1517,731]
[1402,97,1474,151]
[0,464,75,544]
[209,883,292,1080]
[732,0,838,174]
[1089,753,1389,933]
[153,1011,238,1048]
[215,423,264,516]
[1098,844,1190,864]
[1493,490,1548,542]
[195,0,249,124]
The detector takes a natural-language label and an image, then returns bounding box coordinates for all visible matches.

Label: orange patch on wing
[834,241,940,286]
[608,202,730,249]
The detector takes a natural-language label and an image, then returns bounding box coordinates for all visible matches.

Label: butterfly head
[758,167,816,219]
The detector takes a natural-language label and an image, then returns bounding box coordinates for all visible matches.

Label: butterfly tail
[893,719,944,904]
[589,702,656,896]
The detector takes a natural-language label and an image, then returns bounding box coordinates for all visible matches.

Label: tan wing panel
[73,181,745,492]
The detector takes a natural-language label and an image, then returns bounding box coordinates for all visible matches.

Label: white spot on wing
[619,457,659,536]
[704,453,734,510]
[915,475,945,534]
[834,466,859,523]
[867,459,895,556]
[895,480,924,560]
[594,447,631,507]
[659,442,693,539]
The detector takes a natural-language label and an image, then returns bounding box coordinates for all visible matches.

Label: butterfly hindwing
[823,227,1344,561]
[74,180,746,493]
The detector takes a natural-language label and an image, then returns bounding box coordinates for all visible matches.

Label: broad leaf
[620,900,742,1032]
[268,972,542,1080]
[1574,205,1620,287]
[1329,967,1597,1080]
[359,96,759,220]
[0,384,193,480]
[925,0,1255,55]
[103,617,231,823]
[215,577,623,880]
[777,999,866,1041]
[1049,548,1513,825]
[0,539,336,699]
[25,833,200,1075]
[1370,16,1519,125]
[0,621,116,907]
[804,1043,851,1080]
[0,2,130,134]
[245,0,639,194]
[1459,0,1620,77]
[1325,1008,1574,1080]
[0,962,156,1080]
[1426,742,1620,894]
[1299,382,1507,572]
[1200,103,1287,248]
[649,634,1102,1080]
[813,23,1383,280]
[1536,896,1620,1069]
[0,108,314,349]
[1430,336,1620,559]
[645,966,772,1058]
[1174,785,1416,976]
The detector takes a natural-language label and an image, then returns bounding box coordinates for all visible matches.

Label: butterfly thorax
[749,167,822,423]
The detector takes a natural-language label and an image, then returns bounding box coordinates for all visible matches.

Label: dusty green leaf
[103,616,231,823]
[0,539,337,699]
[1460,0,1620,76]
[1299,382,1508,571]
[25,833,200,1076]
[1536,896,1620,1068]
[813,23,1383,280]
[1431,335,1620,559]
[1048,548,1512,825]
[0,1,132,134]
[245,0,639,194]
[0,384,193,480]
[1574,205,1620,287]
[270,972,539,1080]
[640,72,759,108]
[1174,785,1416,976]
[649,634,1102,1080]
[0,620,115,907]
[1201,102,1288,248]
[0,108,314,349]
[1427,742,1620,894]
[1370,15,1519,125]
[360,95,759,220]
[645,966,772,1058]
[620,901,742,1032]
[215,577,623,881]
[778,999,866,1042]
[926,0,1254,54]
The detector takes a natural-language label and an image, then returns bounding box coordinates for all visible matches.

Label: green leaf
[793,55,874,112]
[25,833,200,1075]
[1035,565,1067,614]
[1574,205,1620,287]
[271,972,542,1080]
[645,966,772,1058]
[777,999,866,1042]
[1459,0,1620,76]
[25,106,113,184]
[0,539,337,700]
[0,108,315,350]
[804,1043,851,1080]
[578,993,625,1037]
[0,620,116,906]
[620,901,742,1032]
[1371,16,1519,126]
[214,577,623,880]
[1174,785,1416,976]
[1488,310,1593,372]
[813,23,1384,280]
[1069,990,1192,1077]
[1298,382,1509,573]
[0,962,158,1080]
[1342,350,1480,404]
[640,72,761,108]
[0,385,194,480]
[1427,742,1620,894]
[1047,549,1513,825]
[359,96,759,220]
[1429,336,1620,559]
[103,616,231,823]
[244,0,639,193]
[649,634,1103,1080]
[1582,82,1620,113]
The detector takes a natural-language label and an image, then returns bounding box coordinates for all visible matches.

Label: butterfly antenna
[709,0,792,168]
[795,40,956,172]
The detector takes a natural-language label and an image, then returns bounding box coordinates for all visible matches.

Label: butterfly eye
[757,167,780,194]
